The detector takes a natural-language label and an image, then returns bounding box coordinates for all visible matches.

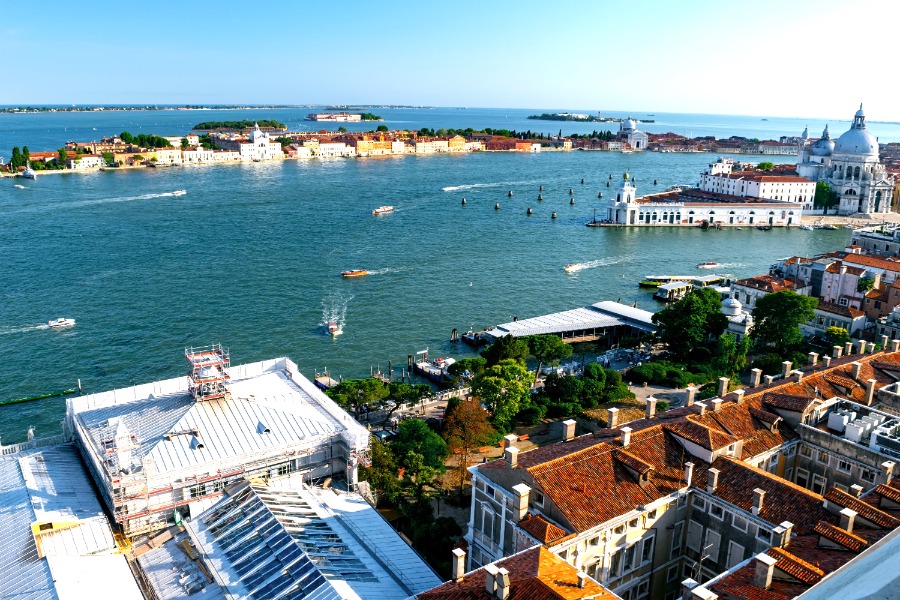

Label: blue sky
[4,0,899,119]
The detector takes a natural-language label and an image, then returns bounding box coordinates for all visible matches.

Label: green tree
[120,131,134,144]
[757,161,774,170]
[326,377,390,418]
[22,146,30,164]
[481,335,529,367]
[857,277,875,293]
[525,335,573,383]
[751,291,818,355]
[712,333,751,377]
[359,439,401,505]
[181,137,190,149]
[392,419,448,475]
[824,326,851,348]
[652,288,728,361]
[376,124,388,132]
[447,357,486,379]
[102,152,115,166]
[57,148,68,165]
[471,359,531,430]
[10,146,23,169]
[583,362,607,387]
[814,181,832,210]
[337,126,347,133]
[442,399,495,496]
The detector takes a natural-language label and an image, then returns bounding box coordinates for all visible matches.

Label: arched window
[854,166,860,179]
[846,166,853,178]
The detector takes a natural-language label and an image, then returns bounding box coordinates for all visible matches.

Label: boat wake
[0,323,51,335]
[321,293,353,332]
[717,262,746,269]
[366,267,404,276]
[564,258,622,273]
[12,191,189,214]
[442,179,542,193]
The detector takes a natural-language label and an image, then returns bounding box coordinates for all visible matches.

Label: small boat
[48,318,75,328]
[697,262,721,269]
[800,224,814,231]
[327,321,342,336]
[413,350,456,383]
[172,190,187,196]
[822,224,838,231]
[843,223,856,230]
[14,184,25,189]
[372,205,394,215]
[341,269,368,277]
[756,225,773,231]
[564,263,587,273]
[22,167,37,180]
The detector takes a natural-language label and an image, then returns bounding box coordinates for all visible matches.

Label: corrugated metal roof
[486,301,656,338]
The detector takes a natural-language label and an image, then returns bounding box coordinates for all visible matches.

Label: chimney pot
[646,397,658,419]
[682,578,699,600]
[892,340,900,353]
[753,553,778,590]
[503,434,518,449]
[607,407,620,428]
[695,402,707,416]
[865,379,877,405]
[781,361,792,378]
[621,426,632,447]
[851,362,862,380]
[686,386,697,406]
[850,484,864,498]
[882,461,896,482]
[750,368,763,388]
[823,355,832,367]
[866,342,875,353]
[833,345,843,359]
[845,341,853,356]
[857,339,867,354]
[711,398,723,412]
[839,507,857,533]
[717,377,730,397]
[880,334,889,350]
[505,446,519,468]
[685,461,695,488]
[733,389,745,404]
[577,572,588,589]
[794,370,804,383]
[808,352,819,366]
[496,568,510,600]
[779,521,794,548]
[484,564,499,596]
[707,468,720,493]
[451,548,466,582]
[752,488,766,516]
[512,483,530,521]
[764,375,775,385]
[562,419,577,442]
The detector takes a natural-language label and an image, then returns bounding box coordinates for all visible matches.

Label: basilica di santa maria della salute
[797,104,895,215]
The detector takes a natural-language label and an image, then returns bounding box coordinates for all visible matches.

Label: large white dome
[834,128,878,157]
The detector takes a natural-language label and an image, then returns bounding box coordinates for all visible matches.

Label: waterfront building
[851,226,900,257]
[757,140,799,155]
[464,345,900,600]
[603,173,803,226]
[617,117,648,150]
[66,345,370,538]
[211,122,284,162]
[699,157,816,211]
[447,135,466,152]
[316,140,355,157]
[151,146,183,165]
[66,153,104,170]
[163,134,199,147]
[305,112,362,122]
[797,106,895,215]
[514,141,541,153]
[802,301,867,338]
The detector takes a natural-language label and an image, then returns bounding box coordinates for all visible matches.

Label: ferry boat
[412,349,456,383]
[654,281,693,302]
[372,205,394,215]
[48,318,75,328]
[697,262,721,269]
[22,167,37,180]
[327,321,342,336]
[341,270,368,277]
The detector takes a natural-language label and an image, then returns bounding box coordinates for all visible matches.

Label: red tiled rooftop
[517,514,572,545]
[766,546,825,584]
[812,521,868,552]
[824,488,900,529]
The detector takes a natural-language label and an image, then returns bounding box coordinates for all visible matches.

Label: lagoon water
[0,107,855,443]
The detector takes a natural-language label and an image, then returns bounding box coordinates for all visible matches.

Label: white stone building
[797,105,894,215]
[212,123,284,161]
[67,154,104,170]
[617,117,648,150]
[699,157,816,211]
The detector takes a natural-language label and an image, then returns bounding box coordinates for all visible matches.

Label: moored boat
[341,269,368,277]
[48,317,75,328]
[372,205,394,215]
[22,167,37,180]
[800,224,814,231]
[412,349,456,383]
[172,190,187,196]
[822,224,838,231]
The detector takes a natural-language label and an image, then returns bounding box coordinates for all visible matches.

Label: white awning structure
[484,300,656,340]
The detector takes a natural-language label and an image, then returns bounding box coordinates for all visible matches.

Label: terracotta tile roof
[614,450,654,476]
[873,483,900,504]
[734,275,806,293]
[416,545,616,600]
[517,514,572,545]
[813,521,868,552]
[766,546,825,584]
[666,420,738,451]
[824,488,900,528]
[843,253,900,272]
[869,360,900,373]
[824,262,867,276]
[823,372,860,390]
[711,563,810,600]
[763,392,814,413]
[816,301,865,319]
[748,407,782,427]
[709,459,836,534]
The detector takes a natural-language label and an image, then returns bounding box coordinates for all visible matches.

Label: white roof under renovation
[136,480,441,600]
[0,444,142,600]
[485,300,656,339]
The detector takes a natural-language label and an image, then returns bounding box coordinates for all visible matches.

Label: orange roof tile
[873,483,900,504]
[812,521,868,552]
[666,419,738,451]
[767,546,825,584]
[517,514,572,545]
[824,488,900,528]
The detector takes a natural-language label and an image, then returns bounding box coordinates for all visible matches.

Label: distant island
[304,112,382,122]
[528,113,654,123]
[192,119,287,131]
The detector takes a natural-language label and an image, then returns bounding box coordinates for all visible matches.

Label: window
[277,463,289,476]
[800,445,812,458]
[704,530,722,564]
[812,474,827,495]
[614,524,626,535]
[732,514,749,533]
[609,548,623,579]
[667,565,679,582]
[686,520,703,552]
[796,469,809,489]
[189,484,204,499]
[758,528,772,543]
[636,579,650,599]
[480,503,495,536]
[641,535,655,563]
[670,521,684,560]
[647,509,658,519]
[710,504,724,520]
[212,480,225,493]
[837,459,852,473]
[533,491,544,506]
[589,536,600,547]
[862,469,875,483]
[693,497,707,511]
[817,450,829,465]
[624,544,636,572]
[629,518,639,529]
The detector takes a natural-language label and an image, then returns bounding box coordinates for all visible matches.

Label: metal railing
[0,433,69,455]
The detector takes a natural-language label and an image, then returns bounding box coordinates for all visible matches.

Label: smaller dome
[621,117,636,131]
[811,137,835,157]
[855,104,865,118]
[623,172,630,180]
[722,295,742,317]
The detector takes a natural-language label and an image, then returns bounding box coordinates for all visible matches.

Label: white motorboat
[372,205,394,215]
[800,224,814,231]
[327,321,342,336]
[172,190,187,196]
[696,262,721,269]
[48,318,75,328]
[22,167,37,180]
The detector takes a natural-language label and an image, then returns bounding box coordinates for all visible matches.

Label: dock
[313,371,340,391]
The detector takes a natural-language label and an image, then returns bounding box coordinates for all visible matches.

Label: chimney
[857,339,867,354]
[781,361,792,378]
[892,340,900,353]
[808,352,819,366]
[717,377,729,397]
[484,564,499,596]
[695,402,707,416]
[711,398,723,413]
[607,407,620,428]
[505,446,519,468]
[839,507,857,533]
[707,468,720,493]
[823,356,832,368]
[778,521,794,548]
[646,396,658,419]
[844,341,853,356]
[764,375,775,385]
[867,342,875,353]
[511,484,530,521]
[686,386,697,406]
[851,362,862,380]
[883,461,896,482]
[881,334,889,350]
[577,572,588,589]
[621,426,632,447]
[754,553,778,590]
[562,419,577,442]
[681,579,699,600]
[752,488,766,516]
[833,345,843,359]
[850,484,864,498]
[503,433,518,449]
[794,370,804,383]
[865,379,876,405]
[496,568,510,600]
[733,389,745,404]
[750,368,763,387]
[451,548,466,583]
[685,461,695,487]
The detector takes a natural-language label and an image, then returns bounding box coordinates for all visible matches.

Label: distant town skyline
[4,0,899,121]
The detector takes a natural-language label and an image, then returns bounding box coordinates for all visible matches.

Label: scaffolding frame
[185,344,230,402]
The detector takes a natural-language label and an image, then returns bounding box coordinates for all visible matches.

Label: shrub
[545,402,581,419]
[516,403,546,426]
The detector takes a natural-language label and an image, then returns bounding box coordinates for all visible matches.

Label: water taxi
[654,281,693,302]
[341,270,368,277]
[372,205,394,215]
[564,263,587,273]
[413,350,456,383]
[172,190,187,197]
[697,262,721,269]
[48,318,75,328]
[327,321,342,336]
